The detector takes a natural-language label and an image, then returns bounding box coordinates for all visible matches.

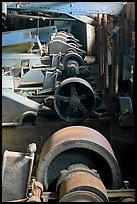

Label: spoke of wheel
[78,102,88,117]
[56,95,70,103]
[65,105,72,116]
[70,83,77,96]
[78,92,89,101]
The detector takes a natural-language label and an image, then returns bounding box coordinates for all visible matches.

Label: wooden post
[112,34,119,95]
[37,12,40,37]
[103,14,109,90]
[101,15,104,75]
[97,14,103,77]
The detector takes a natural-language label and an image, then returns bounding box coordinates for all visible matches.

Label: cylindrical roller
[59,191,106,202]
[57,164,109,202]
[54,77,96,122]
[61,52,85,70]
[37,126,122,191]
[64,60,80,77]
[61,52,85,79]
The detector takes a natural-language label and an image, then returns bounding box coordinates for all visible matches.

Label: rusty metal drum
[37,126,122,191]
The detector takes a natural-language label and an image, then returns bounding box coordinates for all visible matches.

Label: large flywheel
[37,126,122,196]
[54,77,96,122]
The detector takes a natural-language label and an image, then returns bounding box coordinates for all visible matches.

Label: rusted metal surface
[42,189,135,202]
[2,121,135,202]
[54,77,96,122]
[97,14,103,77]
[126,2,135,21]
[2,143,36,202]
[2,108,135,191]
[57,164,108,202]
[37,126,121,191]
[111,29,119,96]
[103,14,109,89]
[27,180,43,202]
[59,172,108,202]
[107,189,135,199]
[42,192,58,202]
[2,112,111,153]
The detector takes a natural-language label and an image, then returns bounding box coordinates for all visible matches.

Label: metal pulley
[37,126,122,192]
[56,164,109,202]
[54,77,96,122]
[64,60,80,77]
[61,52,85,79]
[61,51,84,69]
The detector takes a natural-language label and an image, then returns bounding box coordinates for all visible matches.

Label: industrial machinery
[49,31,86,58]
[10,39,102,123]
[54,77,100,122]
[2,78,49,126]
[17,75,103,123]
[2,27,102,124]
[2,126,135,202]
[2,3,135,202]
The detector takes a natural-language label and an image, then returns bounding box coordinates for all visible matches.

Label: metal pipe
[8,13,75,21]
